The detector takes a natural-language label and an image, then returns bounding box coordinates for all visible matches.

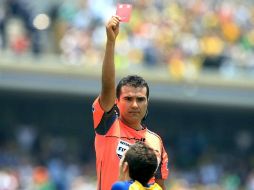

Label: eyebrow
[137,97,146,100]
[122,95,146,98]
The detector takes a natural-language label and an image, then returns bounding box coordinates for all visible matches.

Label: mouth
[129,111,139,113]
[129,111,140,114]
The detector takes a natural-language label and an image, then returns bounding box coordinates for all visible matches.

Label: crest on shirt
[116,140,131,159]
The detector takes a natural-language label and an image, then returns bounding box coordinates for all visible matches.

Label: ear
[142,109,148,121]
[122,162,129,173]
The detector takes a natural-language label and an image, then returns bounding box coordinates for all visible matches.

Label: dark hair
[123,141,158,186]
[116,75,149,99]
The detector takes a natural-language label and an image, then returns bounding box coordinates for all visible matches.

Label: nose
[131,100,138,108]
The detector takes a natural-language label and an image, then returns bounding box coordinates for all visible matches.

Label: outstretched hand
[106,16,121,43]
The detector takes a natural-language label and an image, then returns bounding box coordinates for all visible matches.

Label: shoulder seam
[147,129,162,140]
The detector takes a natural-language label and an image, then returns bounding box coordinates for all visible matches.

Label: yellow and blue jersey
[111,180,162,190]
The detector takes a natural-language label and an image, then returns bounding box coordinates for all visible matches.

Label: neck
[120,117,143,130]
[125,174,131,181]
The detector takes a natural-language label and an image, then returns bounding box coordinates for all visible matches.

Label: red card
[116,4,132,22]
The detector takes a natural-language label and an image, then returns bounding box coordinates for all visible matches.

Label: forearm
[102,40,116,91]
[100,40,117,111]
[155,179,166,190]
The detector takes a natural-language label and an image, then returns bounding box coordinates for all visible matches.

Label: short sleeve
[111,181,129,190]
[92,97,105,129]
[155,142,169,180]
[92,96,119,135]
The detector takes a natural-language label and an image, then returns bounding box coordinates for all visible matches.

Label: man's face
[117,85,148,127]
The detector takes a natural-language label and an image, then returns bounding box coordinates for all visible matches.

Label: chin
[123,116,141,125]
[129,119,141,125]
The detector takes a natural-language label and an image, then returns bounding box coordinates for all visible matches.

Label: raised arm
[99,16,121,112]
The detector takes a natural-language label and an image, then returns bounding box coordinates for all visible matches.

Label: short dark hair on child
[123,141,157,186]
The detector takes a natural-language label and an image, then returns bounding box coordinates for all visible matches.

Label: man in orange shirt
[92,16,169,190]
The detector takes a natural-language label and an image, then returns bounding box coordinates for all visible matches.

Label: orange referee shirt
[92,97,169,190]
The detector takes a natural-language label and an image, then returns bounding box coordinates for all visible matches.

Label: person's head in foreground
[112,141,162,190]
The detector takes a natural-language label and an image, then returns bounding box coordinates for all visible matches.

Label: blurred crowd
[0,125,97,190]
[0,0,254,79]
[1,0,254,189]
[0,125,254,190]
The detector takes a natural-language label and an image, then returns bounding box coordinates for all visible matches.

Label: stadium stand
[0,0,254,189]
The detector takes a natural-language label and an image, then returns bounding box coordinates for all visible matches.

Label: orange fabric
[92,97,169,190]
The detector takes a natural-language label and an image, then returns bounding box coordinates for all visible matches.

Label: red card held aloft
[116,4,132,22]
